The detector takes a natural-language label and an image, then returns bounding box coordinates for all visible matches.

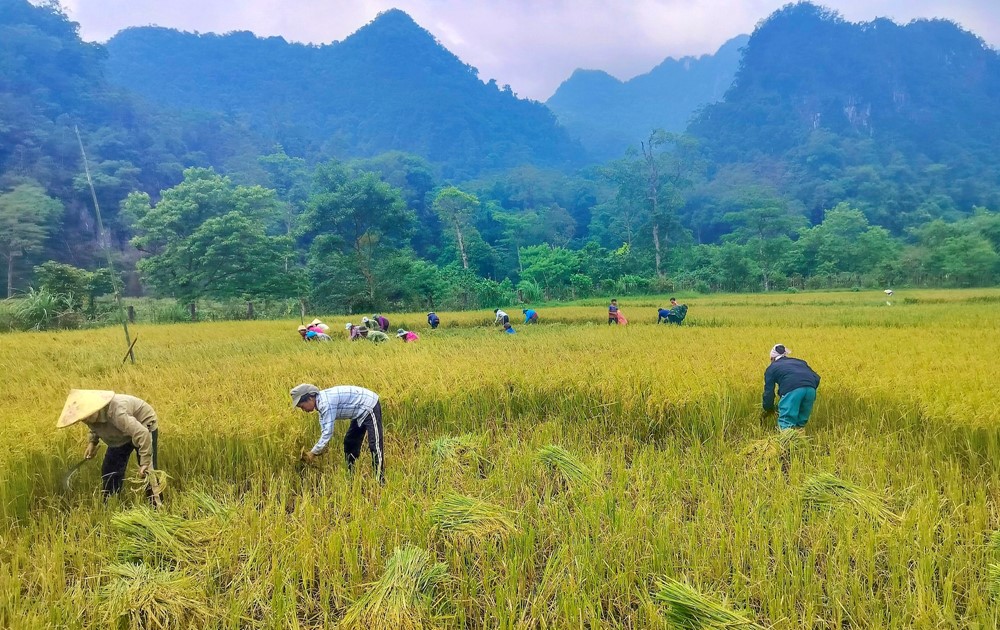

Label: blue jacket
[523,309,537,322]
[763,357,820,411]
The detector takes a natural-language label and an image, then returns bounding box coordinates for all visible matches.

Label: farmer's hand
[84,443,97,459]
[302,450,316,464]
[137,464,149,478]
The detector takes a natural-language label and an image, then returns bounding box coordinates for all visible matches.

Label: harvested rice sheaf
[341,545,448,630]
[112,507,220,566]
[742,429,809,466]
[802,473,900,523]
[429,433,488,469]
[429,493,515,540]
[990,563,1000,600]
[100,562,212,629]
[653,577,764,629]
[537,444,597,488]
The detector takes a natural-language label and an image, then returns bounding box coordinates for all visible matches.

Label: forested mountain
[688,3,1000,235]
[105,10,583,178]
[547,35,748,161]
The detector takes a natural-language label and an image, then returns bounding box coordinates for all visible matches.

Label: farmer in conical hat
[56,389,160,500]
[309,318,330,333]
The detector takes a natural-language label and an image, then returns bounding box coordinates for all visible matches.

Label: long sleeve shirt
[494,310,508,324]
[86,395,158,467]
[311,386,380,454]
[523,309,537,323]
[376,316,389,331]
[762,357,821,411]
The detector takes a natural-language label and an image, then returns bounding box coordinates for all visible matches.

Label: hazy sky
[58,0,999,101]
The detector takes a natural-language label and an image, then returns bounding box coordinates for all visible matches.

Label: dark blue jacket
[763,357,820,410]
[427,313,439,325]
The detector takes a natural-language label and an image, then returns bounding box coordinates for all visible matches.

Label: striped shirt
[312,386,380,454]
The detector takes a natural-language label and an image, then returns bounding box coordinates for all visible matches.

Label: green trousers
[777,387,817,430]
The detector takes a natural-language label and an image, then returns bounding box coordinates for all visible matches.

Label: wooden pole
[75,126,135,364]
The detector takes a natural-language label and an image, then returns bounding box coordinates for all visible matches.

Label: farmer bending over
[493,309,510,326]
[291,384,385,484]
[523,308,539,324]
[397,328,419,342]
[56,389,160,502]
[762,344,820,431]
[427,312,440,329]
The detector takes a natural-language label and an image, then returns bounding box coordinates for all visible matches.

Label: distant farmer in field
[372,313,390,332]
[346,322,368,341]
[397,328,419,342]
[366,330,390,344]
[56,389,161,503]
[503,322,516,334]
[494,309,510,326]
[291,383,385,485]
[298,325,331,342]
[659,298,688,325]
[608,299,619,325]
[427,312,440,329]
[523,308,539,324]
[309,319,331,333]
[762,344,821,431]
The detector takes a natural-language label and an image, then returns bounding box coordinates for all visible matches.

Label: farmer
[309,318,331,333]
[298,325,331,342]
[608,299,619,325]
[660,298,688,325]
[503,322,516,334]
[397,328,419,342]
[346,322,368,341]
[523,308,539,324]
[366,330,390,344]
[762,344,821,431]
[372,313,390,332]
[56,389,160,502]
[291,383,385,484]
[493,309,510,326]
[427,312,440,329]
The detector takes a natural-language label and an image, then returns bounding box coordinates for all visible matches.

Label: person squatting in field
[657,298,688,325]
[57,389,161,503]
[523,308,538,324]
[493,309,510,326]
[762,344,821,430]
[291,384,385,485]
[298,325,331,341]
[397,329,419,342]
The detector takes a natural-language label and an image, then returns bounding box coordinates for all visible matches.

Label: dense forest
[1,0,999,327]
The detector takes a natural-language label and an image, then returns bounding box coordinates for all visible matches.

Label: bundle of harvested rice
[652,577,764,629]
[990,563,1000,600]
[100,562,212,629]
[112,507,219,565]
[429,434,488,468]
[128,468,169,506]
[429,493,515,540]
[537,444,596,488]
[188,490,234,518]
[990,530,1000,556]
[742,430,808,466]
[341,545,447,629]
[802,473,899,523]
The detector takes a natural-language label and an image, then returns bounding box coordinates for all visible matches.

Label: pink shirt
[403,331,419,342]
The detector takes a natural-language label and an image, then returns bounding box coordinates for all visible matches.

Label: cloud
[61,0,1000,101]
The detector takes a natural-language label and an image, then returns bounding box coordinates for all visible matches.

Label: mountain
[105,9,584,178]
[687,2,1000,232]
[546,35,748,161]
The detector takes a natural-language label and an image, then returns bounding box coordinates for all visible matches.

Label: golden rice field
[1,289,999,629]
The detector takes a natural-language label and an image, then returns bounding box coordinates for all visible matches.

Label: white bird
[884,289,893,296]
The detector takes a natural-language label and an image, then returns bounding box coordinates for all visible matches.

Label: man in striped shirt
[291,383,385,484]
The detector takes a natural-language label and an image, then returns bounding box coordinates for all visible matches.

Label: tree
[124,168,297,303]
[0,182,63,297]
[723,188,804,291]
[433,187,479,270]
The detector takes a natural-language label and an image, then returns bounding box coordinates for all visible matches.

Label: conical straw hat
[56,389,114,428]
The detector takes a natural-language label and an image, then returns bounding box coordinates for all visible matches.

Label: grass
[1,289,999,628]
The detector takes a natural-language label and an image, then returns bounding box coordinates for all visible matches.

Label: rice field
[1,289,999,628]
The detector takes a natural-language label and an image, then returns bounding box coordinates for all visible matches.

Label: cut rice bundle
[653,577,764,629]
[802,473,900,523]
[742,430,808,466]
[100,562,212,629]
[429,433,488,470]
[112,506,220,566]
[429,493,515,540]
[341,545,448,629]
[537,444,597,488]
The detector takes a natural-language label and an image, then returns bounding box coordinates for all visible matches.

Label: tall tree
[433,186,479,270]
[724,188,804,291]
[0,181,63,297]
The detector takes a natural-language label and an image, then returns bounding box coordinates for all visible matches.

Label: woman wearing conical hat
[56,390,160,500]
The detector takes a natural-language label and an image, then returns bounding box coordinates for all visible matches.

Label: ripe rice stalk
[188,489,234,518]
[429,493,515,540]
[990,563,1000,600]
[802,473,900,523]
[100,562,212,629]
[537,444,596,488]
[742,430,809,466]
[112,507,219,566]
[990,530,1000,556]
[429,433,488,469]
[341,544,448,629]
[652,577,764,629]
[128,468,170,502]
